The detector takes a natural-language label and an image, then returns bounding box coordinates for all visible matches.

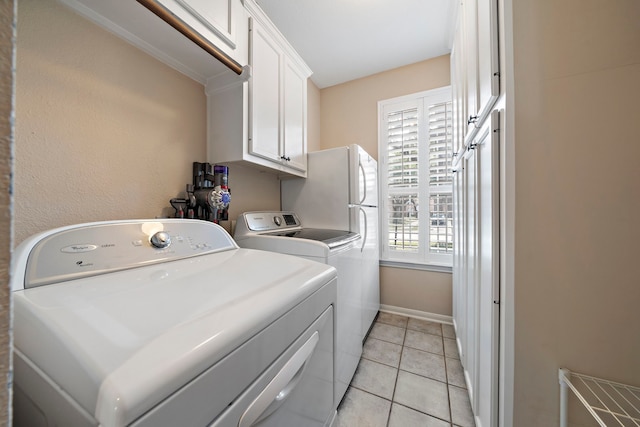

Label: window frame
[378,86,453,268]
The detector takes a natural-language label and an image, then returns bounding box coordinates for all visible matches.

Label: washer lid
[13,248,336,427]
[264,228,360,248]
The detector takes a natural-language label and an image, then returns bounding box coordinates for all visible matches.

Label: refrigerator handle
[359,207,367,252]
[359,161,367,205]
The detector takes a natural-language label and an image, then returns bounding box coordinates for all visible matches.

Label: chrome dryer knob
[150,231,171,249]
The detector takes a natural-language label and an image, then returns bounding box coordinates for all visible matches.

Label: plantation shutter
[386,106,420,253]
[427,101,453,254]
[379,86,453,266]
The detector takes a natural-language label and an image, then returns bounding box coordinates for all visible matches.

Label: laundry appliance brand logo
[61,244,98,253]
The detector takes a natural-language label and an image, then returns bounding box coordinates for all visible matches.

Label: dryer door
[210,306,334,427]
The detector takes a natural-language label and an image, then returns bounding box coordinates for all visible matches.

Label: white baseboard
[380,304,453,325]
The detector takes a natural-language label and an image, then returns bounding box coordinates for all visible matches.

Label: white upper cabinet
[248,17,307,173]
[157,0,240,58]
[58,0,249,83]
[249,20,282,164]
[475,0,500,122]
[281,58,307,172]
[206,0,311,177]
[451,0,500,147]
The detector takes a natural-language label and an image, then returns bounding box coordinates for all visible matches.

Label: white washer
[234,212,361,408]
[11,219,337,427]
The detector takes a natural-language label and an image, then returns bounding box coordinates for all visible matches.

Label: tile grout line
[442,325,454,427]
[384,324,406,427]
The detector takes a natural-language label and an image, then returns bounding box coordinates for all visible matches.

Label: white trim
[380,305,453,325]
[379,260,452,274]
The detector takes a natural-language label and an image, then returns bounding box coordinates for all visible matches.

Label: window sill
[379,260,452,273]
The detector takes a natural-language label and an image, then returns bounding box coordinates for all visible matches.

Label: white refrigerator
[281,144,380,339]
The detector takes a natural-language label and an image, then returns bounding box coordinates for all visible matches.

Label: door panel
[475,111,500,427]
[249,19,281,162]
[283,59,306,172]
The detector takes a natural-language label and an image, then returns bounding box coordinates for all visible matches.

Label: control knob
[150,231,171,249]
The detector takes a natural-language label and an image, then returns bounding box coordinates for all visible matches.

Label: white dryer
[234,212,361,408]
[11,219,337,427]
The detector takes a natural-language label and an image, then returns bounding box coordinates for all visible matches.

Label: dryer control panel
[16,219,238,289]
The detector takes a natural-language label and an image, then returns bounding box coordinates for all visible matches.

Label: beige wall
[0,0,14,423]
[14,0,281,244]
[15,0,205,244]
[380,267,452,317]
[320,55,451,161]
[320,56,453,317]
[509,0,640,424]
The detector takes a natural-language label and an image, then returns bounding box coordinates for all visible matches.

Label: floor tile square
[369,322,406,345]
[444,337,460,359]
[445,357,466,388]
[362,337,403,367]
[351,358,398,400]
[449,385,476,427]
[394,370,450,422]
[388,403,451,427]
[336,387,391,427]
[405,329,444,355]
[442,323,456,339]
[377,312,409,328]
[400,347,446,382]
[407,317,443,336]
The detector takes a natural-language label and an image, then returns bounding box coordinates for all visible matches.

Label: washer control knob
[273,216,282,226]
[150,231,171,249]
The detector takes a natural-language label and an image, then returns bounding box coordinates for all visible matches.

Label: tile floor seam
[386,326,407,426]
[443,333,454,427]
[337,314,475,427]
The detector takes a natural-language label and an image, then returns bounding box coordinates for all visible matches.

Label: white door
[475,0,500,122]
[359,206,380,339]
[452,160,467,363]
[464,141,479,408]
[283,58,307,172]
[475,111,500,427]
[249,18,281,163]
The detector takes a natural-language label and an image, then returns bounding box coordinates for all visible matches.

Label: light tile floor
[335,312,476,427]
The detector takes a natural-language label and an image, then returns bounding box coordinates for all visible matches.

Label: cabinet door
[283,59,307,172]
[462,0,479,139]
[460,111,500,425]
[159,0,239,52]
[249,19,282,163]
[464,0,499,137]
[452,162,467,363]
[451,25,467,156]
[476,0,500,121]
[475,111,500,427]
[463,144,479,408]
[176,0,235,45]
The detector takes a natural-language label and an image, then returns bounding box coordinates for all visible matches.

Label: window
[378,87,453,267]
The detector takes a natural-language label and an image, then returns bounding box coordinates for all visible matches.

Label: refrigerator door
[358,206,380,338]
[350,145,378,208]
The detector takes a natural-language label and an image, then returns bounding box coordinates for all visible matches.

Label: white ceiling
[255,0,457,89]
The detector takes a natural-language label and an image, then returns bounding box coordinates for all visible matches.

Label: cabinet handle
[280,155,291,162]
